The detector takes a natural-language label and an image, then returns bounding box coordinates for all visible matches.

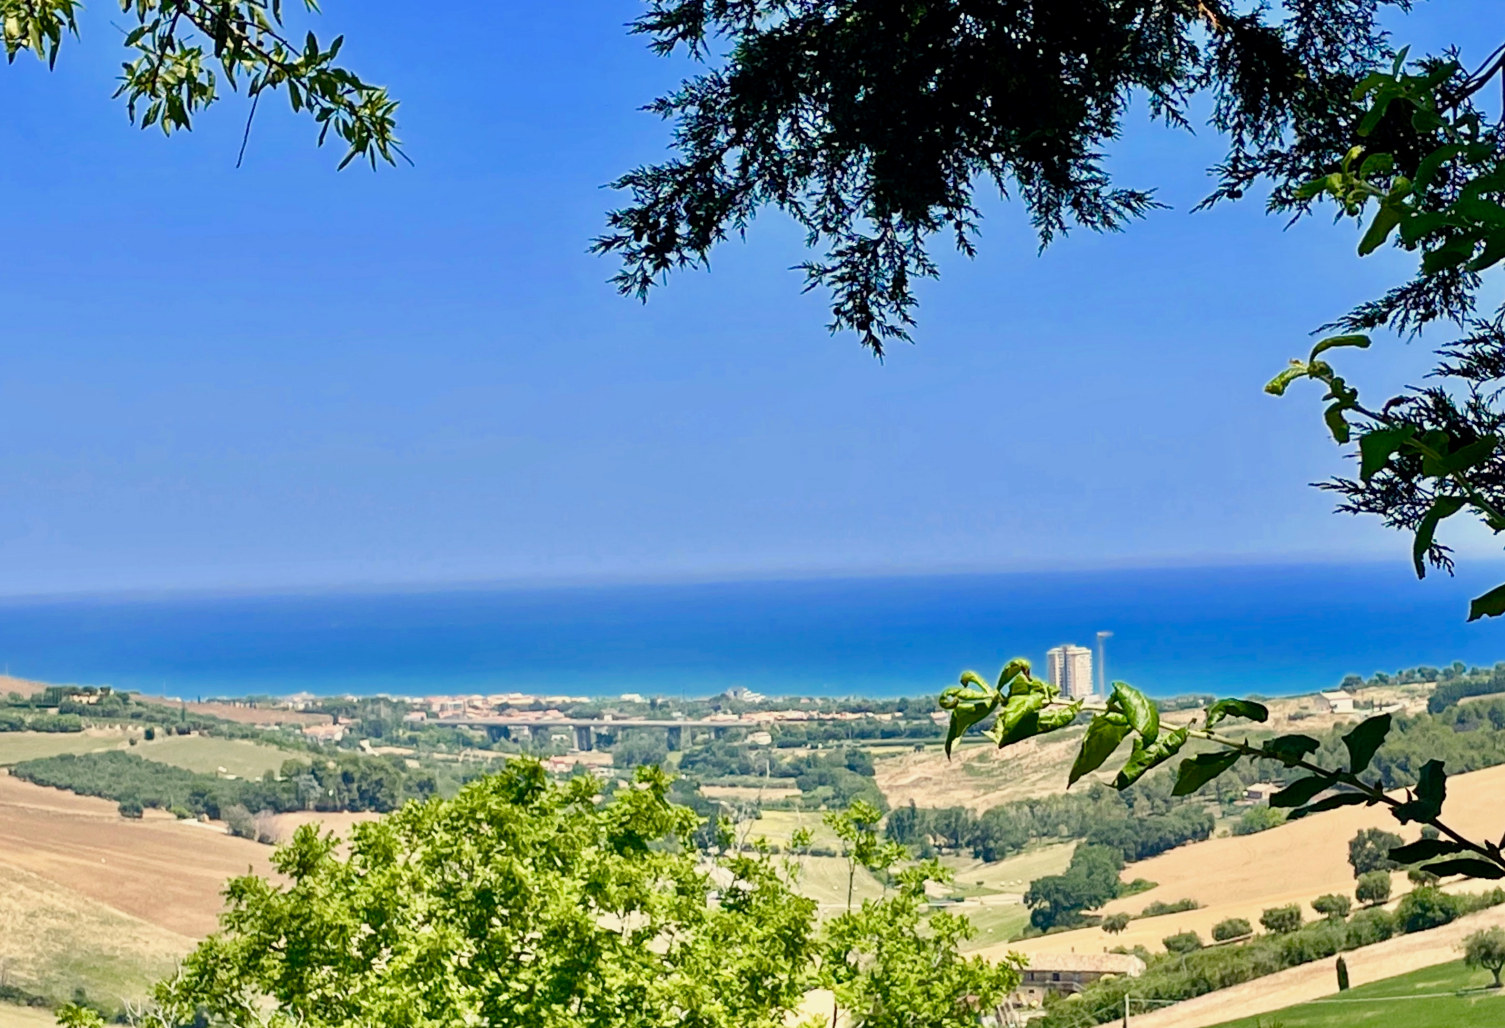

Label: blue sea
[0,561,1502,701]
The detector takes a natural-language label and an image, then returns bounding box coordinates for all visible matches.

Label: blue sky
[0,1,1495,596]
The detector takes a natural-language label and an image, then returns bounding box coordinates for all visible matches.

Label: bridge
[432,716,737,751]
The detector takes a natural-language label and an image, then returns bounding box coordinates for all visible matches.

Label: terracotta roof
[1024,953,1145,975]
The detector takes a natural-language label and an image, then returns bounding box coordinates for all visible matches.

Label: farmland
[135,732,295,779]
[0,731,127,765]
[1205,959,1505,1028]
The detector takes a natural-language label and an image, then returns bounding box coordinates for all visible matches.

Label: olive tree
[1464,926,1505,988]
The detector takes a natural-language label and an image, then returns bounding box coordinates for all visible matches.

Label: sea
[0,561,1502,702]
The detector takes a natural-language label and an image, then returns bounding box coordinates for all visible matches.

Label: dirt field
[0,1005,58,1028]
[0,676,53,699]
[974,762,1505,966]
[259,809,381,845]
[135,695,330,727]
[1129,903,1505,1028]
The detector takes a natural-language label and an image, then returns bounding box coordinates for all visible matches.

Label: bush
[1101,913,1130,935]
[1349,828,1404,877]
[117,797,143,819]
[1395,886,1459,934]
[1211,918,1252,942]
[144,726,156,741]
[1260,905,1302,934]
[1141,898,1200,918]
[222,804,257,840]
[1311,894,1352,920]
[1232,806,1286,836]
[1344,908,1395,947]
[1163,931,1203,954]
[1355,870,1392,906]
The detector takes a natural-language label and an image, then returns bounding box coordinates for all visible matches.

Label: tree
[2,1,400,169]
[1101,913,1130,935]
[1395,886,1459,934]
[1024,844,1122,931]
[1232,806,1287,837]
[601,0,1401,353]
[1312,894,1353,921]
[1211,918,1252,943]
[1162,931,1202,955]
[1336,955,1351,991]
[1260,905,1303,935]
[825,799,904,911]
[1349,829,1405,877]
[117,797,143,819]
[1355,871,1393,906]
[1464,926,1505,987]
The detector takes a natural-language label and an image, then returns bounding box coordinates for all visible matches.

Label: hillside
[977,762,1505,967]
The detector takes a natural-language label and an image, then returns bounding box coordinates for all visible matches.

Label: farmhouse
[1245,782,1279,804]
[1317,691,1356,714]
[1011,952,1145,1005]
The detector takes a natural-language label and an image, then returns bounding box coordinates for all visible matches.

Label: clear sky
[0,1,1495,596]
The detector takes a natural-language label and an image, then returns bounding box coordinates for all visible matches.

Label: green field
[0,731,124,765]
[744,808,847,850]
[1208,960,1505,1028]
[136,733,293,779]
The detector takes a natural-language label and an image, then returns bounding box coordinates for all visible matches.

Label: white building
[1318,691,1356,714]
[1047,644,1094,700]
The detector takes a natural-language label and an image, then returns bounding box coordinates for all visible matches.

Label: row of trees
[11,750,438,820]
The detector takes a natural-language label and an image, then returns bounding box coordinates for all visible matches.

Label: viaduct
[432,717,735,752]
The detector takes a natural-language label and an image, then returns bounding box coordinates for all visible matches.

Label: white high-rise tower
[1046,644,1094,700]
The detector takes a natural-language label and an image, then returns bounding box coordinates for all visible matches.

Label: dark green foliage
[1233,806,1288,836]
[1349,828,1405,876]
[1429,664,1505,713]
[1101,913,1130,935]
[0,710,83,733]
[1085,806,1214,863]
[1260,905,1303,935]
[1312,893,1353,921]
[1463,926,1505,987]
[1355,870,1393,906]
[1141,899,1200,918]
[1395,885,1460,933]
[1336,954,1350,991]
[11,750,435,819]
[117,797,143,819]
[1025,844,1123,930]
[600,0,1401,353]
[1211,918,1253,943]
[1163,931,1203,955]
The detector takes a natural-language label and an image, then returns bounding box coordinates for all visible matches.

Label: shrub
[1336,955,1350,991]
[1311,894,1352,920]
[144,726,156,741]
[1260,905,1302,935]
[117,797,143,819]
[1355,870,1392,906]
[1344,908,1395,947]
[1395,886,1459,934]
[1211,918,1252,942]
[1232,806,1286,836]
[1163,931,1203,954]
[1348,828,1403,877]
[1101,913,1130,935]
[222,804,257,840]
[1141,898,1200,918]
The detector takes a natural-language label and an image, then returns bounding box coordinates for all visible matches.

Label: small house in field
[1245,782,1279,804]
[1011,953,1145,1005]
[1318,691,1356,714]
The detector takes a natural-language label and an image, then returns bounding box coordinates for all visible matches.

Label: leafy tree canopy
[1,0,401,168]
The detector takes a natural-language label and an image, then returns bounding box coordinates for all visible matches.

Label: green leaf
[1358,206,1401,255]
[1419,858,1505,880]
[993,699,1082,748]
[1205,698,1269,729]
[1468,583,1505,621]
[1261,734,1321,766]
[1171,749,1242,796]
[1358,426,1413,482]
[1114,726,1188,790]
[1412,495,1466,578]
[1389,838,1465,864]
[1069,713,1131,786]
[1324,403,1351,444]
[1342,714,1391,774]
[1288,792,1369,819]
[997,658,1031,692]
[1110,681,1158,743]
[1309,335,1372,360]
[1270,776,1333,809]
[1440,436,1496,474]
[1264,363,1309,396]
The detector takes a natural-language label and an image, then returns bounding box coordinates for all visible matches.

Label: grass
[1207,960,1505,1028]
[956,898,1032,950]
[0,732,123,765]
[940,841,1077,894]
[742,808,846,850]
[136,733,293,779]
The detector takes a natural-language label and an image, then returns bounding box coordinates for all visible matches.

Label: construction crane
[1096,630,1113,697]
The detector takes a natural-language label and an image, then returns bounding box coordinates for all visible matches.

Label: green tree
[1211,918,1252,943]
[1464,926,1505,987]
[1336,955,1350,991]
[825,799,904,911]
[1101,913,1130,935]
[1349,828,1405,877]
[1260,905,1303,935]
[1,1,400,168]
[1024,844,1122,931]
[1312,894,1353,921]
[1395,885,1459,933]
[1355,871,1393,906]
[1162,931,1202,955]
